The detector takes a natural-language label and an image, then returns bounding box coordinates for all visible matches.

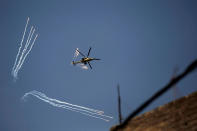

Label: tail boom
[72,61,81,65]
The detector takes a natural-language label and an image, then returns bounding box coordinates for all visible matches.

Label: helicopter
[72,47,100,69]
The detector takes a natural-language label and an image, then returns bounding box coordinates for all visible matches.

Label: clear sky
[0,0,197,130]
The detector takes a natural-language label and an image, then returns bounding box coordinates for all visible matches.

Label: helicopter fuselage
[81,57,94,64]
[73,57,98,65]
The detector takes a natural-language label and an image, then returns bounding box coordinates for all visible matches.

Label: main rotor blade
[93,58,101,60]
[76,49,86,57]
[87,47,92,57]
[88,62,92,69]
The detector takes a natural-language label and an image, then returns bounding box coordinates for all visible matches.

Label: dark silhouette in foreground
[117,84,122,124]
[112,59,197,131]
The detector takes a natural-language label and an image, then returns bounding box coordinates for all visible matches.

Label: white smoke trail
[79,63,88,70]
[74,48,79,58]
[18,34,38,72]
[12,17,38,79]
[12,17,29,76]
[22,90,113,121]
[14,26,34,76]
[22,90,112,120]
[15,32,38,75]
[16,26,33,69]
[30,90,105,115]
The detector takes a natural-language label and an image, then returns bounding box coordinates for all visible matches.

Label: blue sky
[0,0,197,130]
